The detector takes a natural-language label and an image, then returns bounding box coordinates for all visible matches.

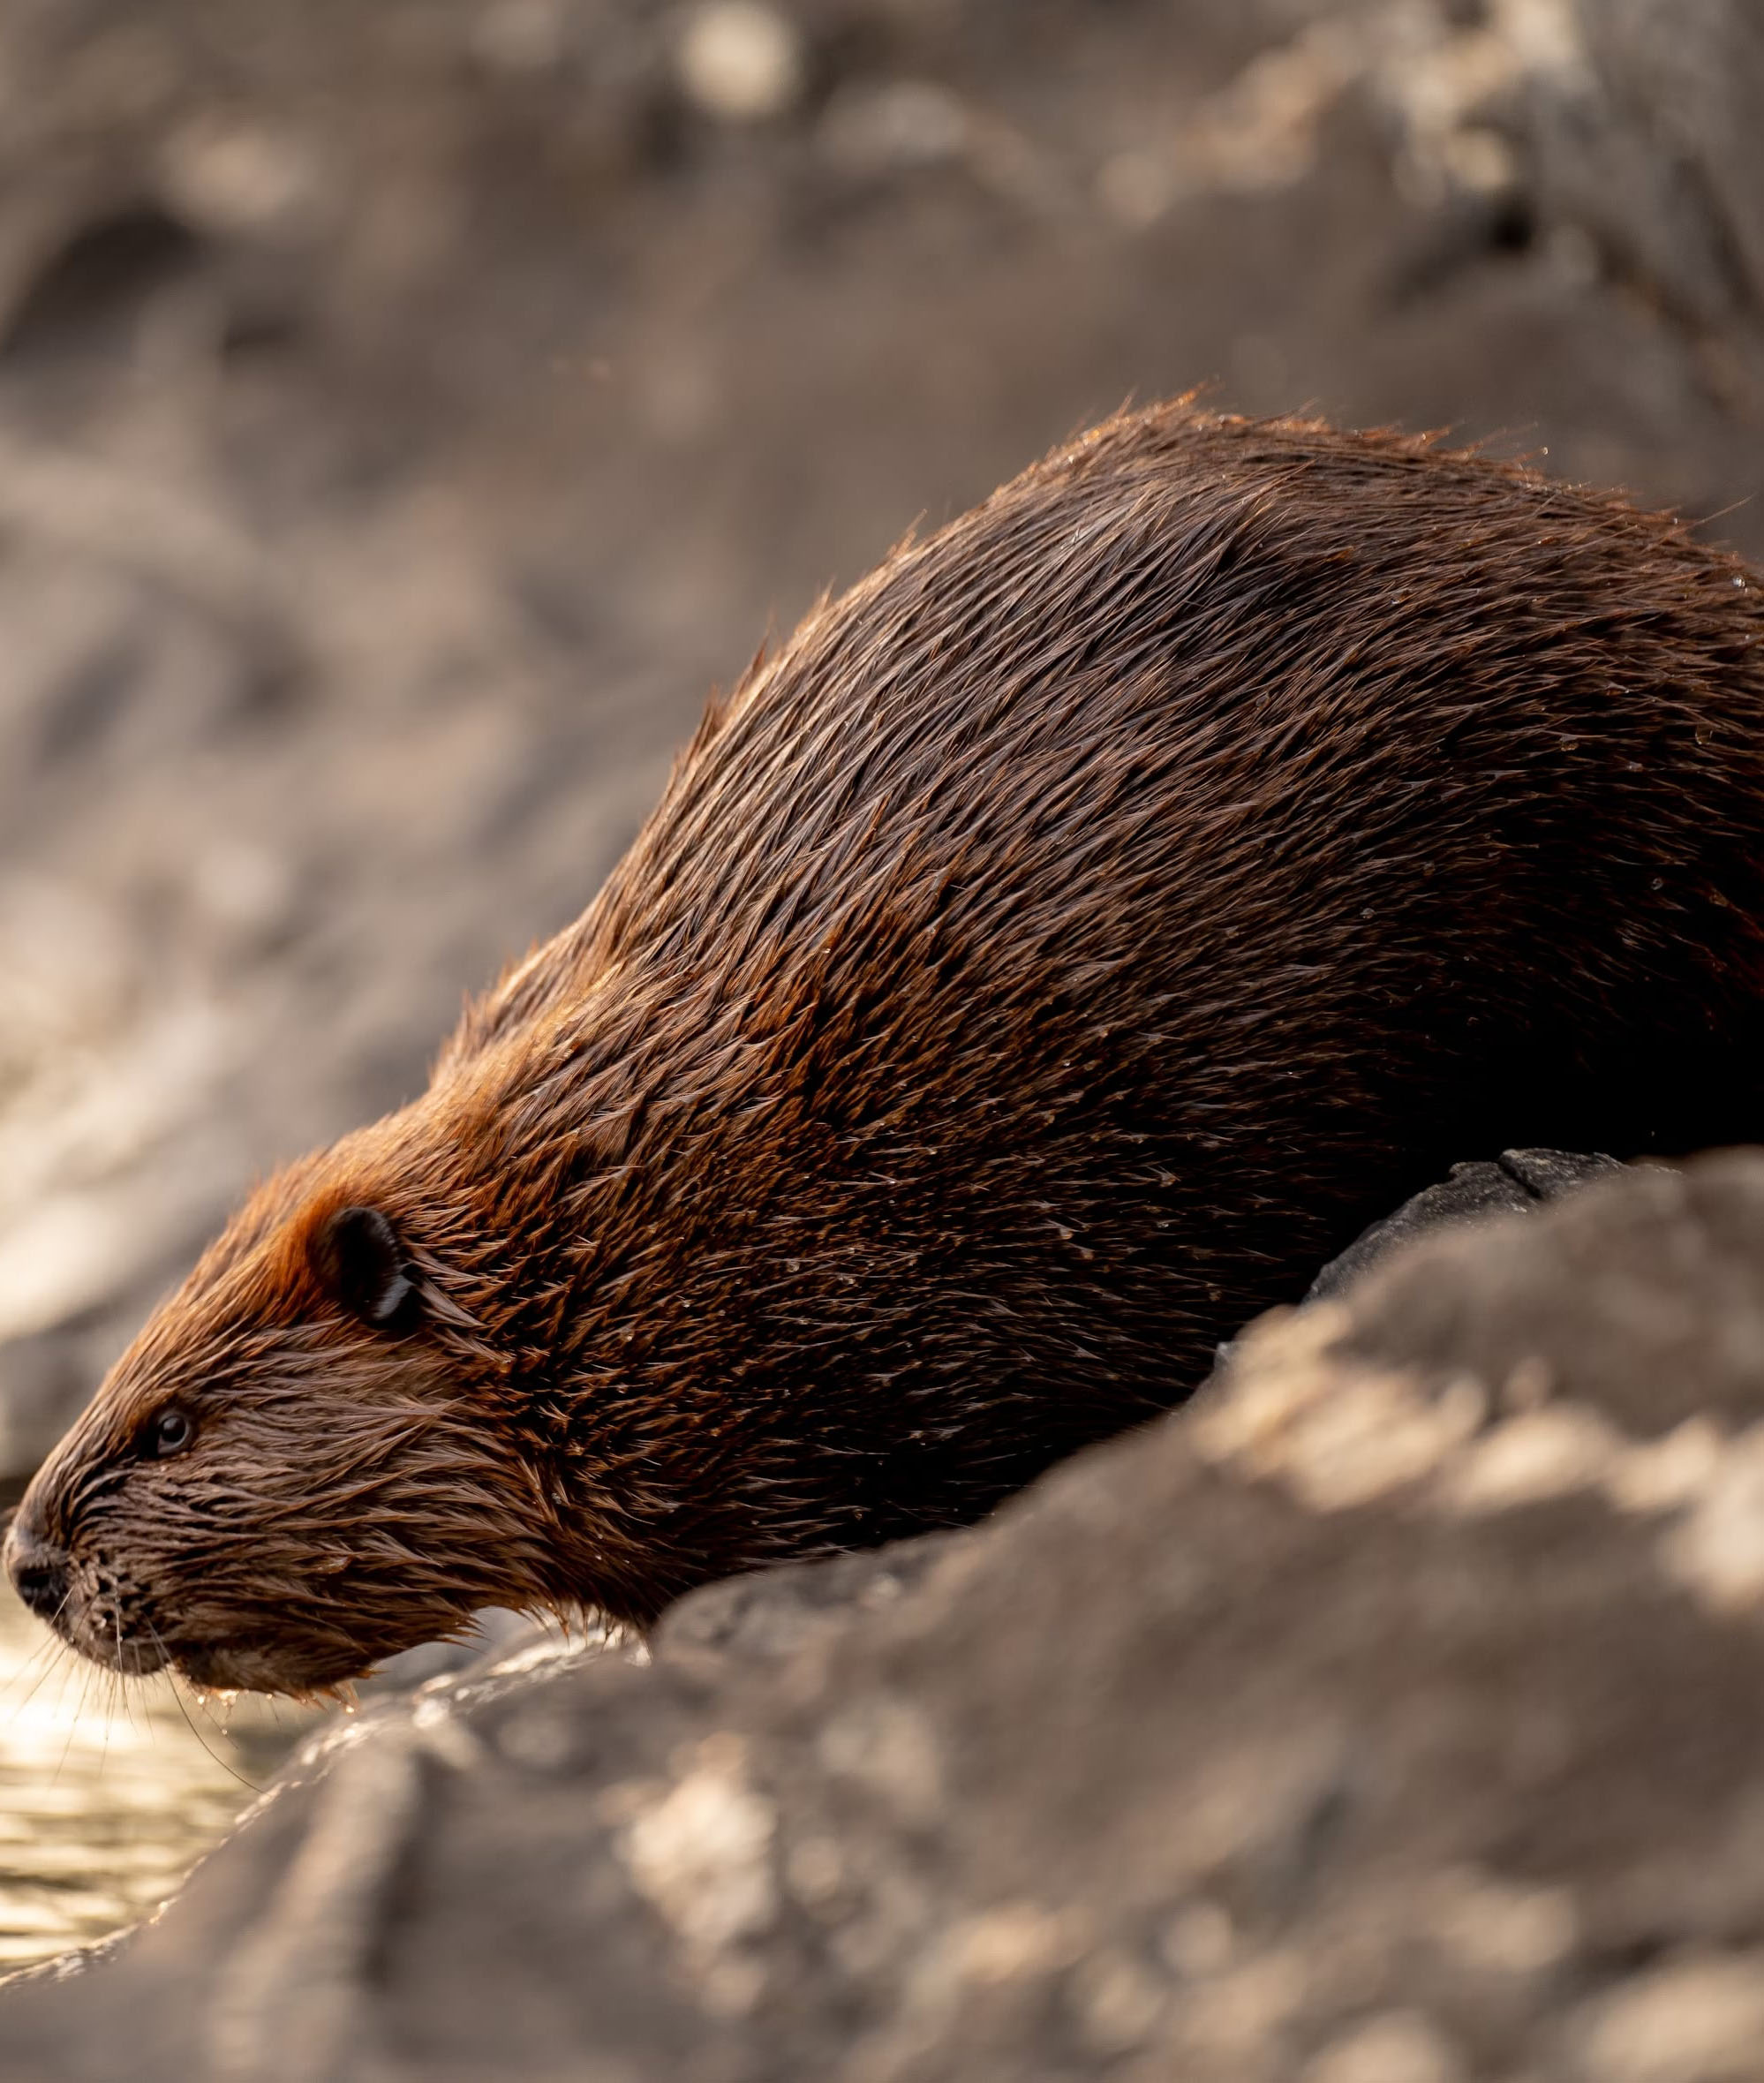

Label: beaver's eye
[149,1406,194,1459]
[312,1204,418,1330]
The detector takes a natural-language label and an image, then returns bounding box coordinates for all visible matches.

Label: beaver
[8,403,1764,1694]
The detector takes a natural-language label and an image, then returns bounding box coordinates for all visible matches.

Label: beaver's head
[1,1119,569,1697]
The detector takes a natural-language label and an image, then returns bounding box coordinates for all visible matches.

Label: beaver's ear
[311,1206,418,1330]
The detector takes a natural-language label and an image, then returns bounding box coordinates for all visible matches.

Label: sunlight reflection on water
[0,1574,316,1972]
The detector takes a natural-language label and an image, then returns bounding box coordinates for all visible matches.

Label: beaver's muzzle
[4,1514,72,1625]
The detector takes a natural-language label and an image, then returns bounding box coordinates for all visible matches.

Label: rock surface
[7,1150,1764,2079]
[1303,1147,1621,1302]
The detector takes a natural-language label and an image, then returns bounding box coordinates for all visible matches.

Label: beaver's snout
[3,1504,170,1677]
[4,1513,72,1625]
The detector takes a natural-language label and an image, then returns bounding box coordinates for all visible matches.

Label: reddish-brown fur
[10,403,1764,1693]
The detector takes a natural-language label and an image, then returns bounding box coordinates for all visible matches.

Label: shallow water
[0,1574,316,1973]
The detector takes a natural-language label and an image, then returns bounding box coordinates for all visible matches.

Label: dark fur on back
[12,404,1764,1692]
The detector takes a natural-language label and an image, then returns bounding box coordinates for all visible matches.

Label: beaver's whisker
[49,1659,97,1788]
[3,1629,76,1719]
[148,1626,260,1795]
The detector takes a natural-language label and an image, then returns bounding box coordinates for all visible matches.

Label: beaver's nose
[4,1520,71,1622]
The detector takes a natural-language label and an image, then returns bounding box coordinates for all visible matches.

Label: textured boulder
[7,1150,1764,2079]
[1305,1147,1620,1302]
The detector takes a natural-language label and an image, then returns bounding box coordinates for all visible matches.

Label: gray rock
[1305,1147,1621,1302]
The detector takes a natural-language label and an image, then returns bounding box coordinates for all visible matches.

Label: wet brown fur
[12,402,1764,1692]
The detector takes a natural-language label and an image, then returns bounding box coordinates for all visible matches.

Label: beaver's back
[471,412,1762,1030]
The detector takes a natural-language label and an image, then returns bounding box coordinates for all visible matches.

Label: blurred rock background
[3,0,1763,1484]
